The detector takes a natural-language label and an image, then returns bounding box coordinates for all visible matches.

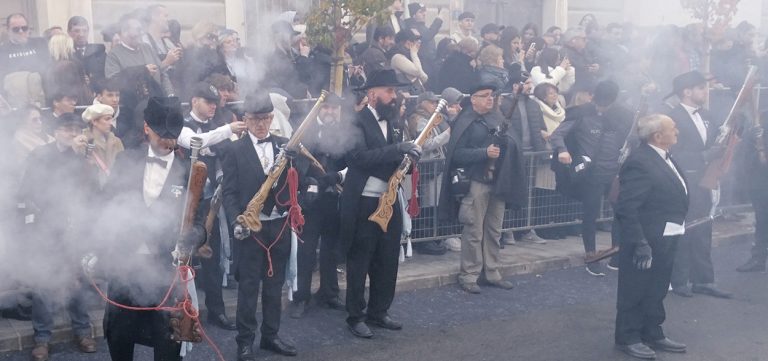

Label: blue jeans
[31,286,92,344]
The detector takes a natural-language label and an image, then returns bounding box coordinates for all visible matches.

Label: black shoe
[208,313,237,331]
[607,256,619,271]
[319,296,345,310]
[645,337,686,353]
[616,343,656,359]
[348,321,373,338]
[736,258,766,272]
[260,337,297,356]
[671,285,693,297]
[691,284,732,299]
[366,314,403,330]
[237,344,255,361]
[289,300,308,319]
[414,241,447,255]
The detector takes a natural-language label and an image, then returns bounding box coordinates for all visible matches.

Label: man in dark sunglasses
[0,13,50,82]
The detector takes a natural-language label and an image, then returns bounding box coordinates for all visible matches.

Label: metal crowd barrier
[406,151,613,243]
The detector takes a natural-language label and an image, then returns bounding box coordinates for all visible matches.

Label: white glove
[233,222,251,240]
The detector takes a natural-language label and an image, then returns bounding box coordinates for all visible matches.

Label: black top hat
[144,97,184,139]
[190,82,220,102]
[665,71,713,100]
[243,91,274,115]
[356,69,410,91]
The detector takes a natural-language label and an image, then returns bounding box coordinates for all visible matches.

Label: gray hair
[636,114,670,142]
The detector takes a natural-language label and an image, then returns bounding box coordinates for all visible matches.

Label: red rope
[87,264,225,361]
[407,165,420,217]
[252,164,306,277]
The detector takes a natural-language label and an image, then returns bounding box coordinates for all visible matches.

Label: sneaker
[586,262,606,277]
[445,237,461,252]
[521,230,547,244]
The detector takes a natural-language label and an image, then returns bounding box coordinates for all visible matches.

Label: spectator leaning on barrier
[439,82,526,294]
[549,80,633,276]
[409,91,450,255]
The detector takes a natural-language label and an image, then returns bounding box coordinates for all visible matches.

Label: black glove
[397,142,422,161]
[633,242,653,270]
[318,171,342,189]
[703,145,726,162]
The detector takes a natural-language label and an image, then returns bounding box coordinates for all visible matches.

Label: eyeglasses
[11,26,29,33]
[244,114,273,123]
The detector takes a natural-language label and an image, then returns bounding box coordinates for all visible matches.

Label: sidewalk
[0,215,754,353]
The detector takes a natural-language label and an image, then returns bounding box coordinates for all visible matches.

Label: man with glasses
[439,83,526,294]
[223,91,308,360]
[0,13,49,95]
[105,16,174,96]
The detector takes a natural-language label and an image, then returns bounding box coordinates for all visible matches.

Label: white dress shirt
[648,143,687,236]
[177,111,234,152]
[143,146,175,207]
[248,131,283,220]
[681,103,707,144]
[367,105,387,139]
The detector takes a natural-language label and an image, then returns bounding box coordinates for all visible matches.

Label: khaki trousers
[458,181,505,284]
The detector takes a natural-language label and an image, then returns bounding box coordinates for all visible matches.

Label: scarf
[534,97,566,134]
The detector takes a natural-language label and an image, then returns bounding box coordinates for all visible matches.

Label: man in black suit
[289,94,346,318]
[614,114,689,359]
[340,69,421,338]
[67,16,106,83]
[100,97,206,361]
[665,71,732,299]
[222,91,302,360]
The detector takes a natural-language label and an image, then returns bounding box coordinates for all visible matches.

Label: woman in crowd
[476,45,510,91]
[530,48,575,99]
[521,23,539,49]
[45,34,92,105]
[390,29,428,94]
[81,104,124,188]
[531,82,570,239]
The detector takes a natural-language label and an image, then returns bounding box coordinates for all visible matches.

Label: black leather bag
[449,167,471,199]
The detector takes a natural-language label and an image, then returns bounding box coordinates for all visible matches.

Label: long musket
[174,137,208,265]
[585,211,724,264]
[298,143,343,192]
[700,65,759,190]
[608,96,648,203]
[237,90,328,232]
[368,99,447,232]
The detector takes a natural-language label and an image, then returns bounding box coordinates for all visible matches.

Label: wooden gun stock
[177,160,207,264]
[237,90,328,232]
[369,100,447,232]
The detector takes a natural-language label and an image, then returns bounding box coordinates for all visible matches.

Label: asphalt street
[2,236,766,361]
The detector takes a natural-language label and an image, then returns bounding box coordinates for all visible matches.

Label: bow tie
[665,151,671,160]
[692,108,701,115]
[147,156,168,168]
[256,136,272,144]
